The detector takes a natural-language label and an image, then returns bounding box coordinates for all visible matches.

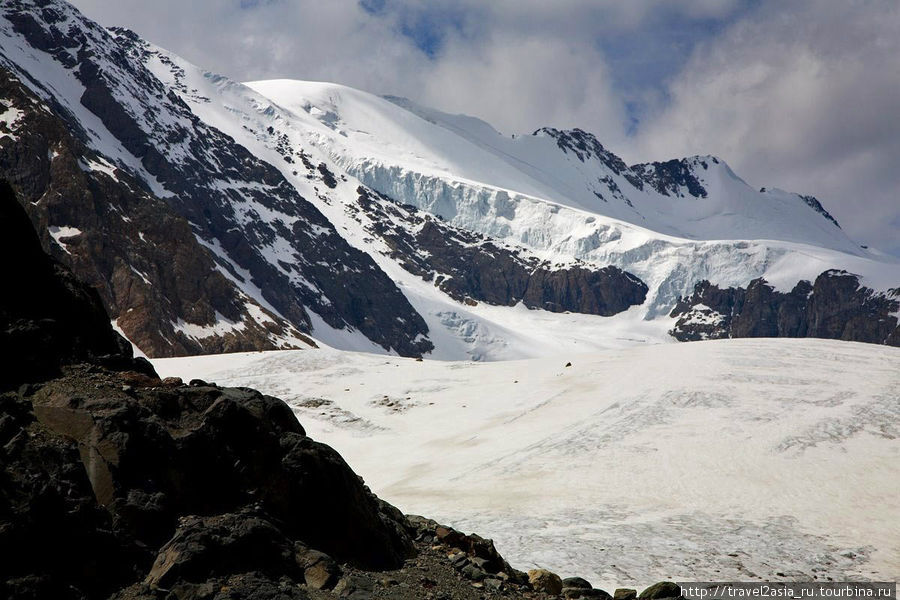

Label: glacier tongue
[153,338,900,589]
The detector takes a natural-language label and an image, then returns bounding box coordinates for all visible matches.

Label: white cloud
[631,0,900,253]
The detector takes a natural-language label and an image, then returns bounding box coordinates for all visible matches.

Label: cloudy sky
[71,0,900,255]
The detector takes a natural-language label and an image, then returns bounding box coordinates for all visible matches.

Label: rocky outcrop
[670,271,900,345]
[798,194,841,229]
[1,365,420,599]
[631,157,713,199]
[0,179,154,389]
[358,188,648,316]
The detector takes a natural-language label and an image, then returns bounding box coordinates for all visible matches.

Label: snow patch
[172,312,246,340]
[111,319,148,360]
[0,103,23,140]
[48,225,82,254]
[79,156,120,181]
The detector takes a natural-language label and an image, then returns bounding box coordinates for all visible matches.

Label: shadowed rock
[670,272,900,346]
[0,179,155,389]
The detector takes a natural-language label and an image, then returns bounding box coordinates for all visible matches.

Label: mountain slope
[0,67,314,356]
[249,80,861,252]
[0,0,433,357]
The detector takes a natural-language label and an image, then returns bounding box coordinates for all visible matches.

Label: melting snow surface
[154,338,900,590]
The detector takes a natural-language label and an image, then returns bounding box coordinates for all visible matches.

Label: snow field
[154,338,900,590]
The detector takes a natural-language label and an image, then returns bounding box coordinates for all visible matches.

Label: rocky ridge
[356,187,648,315]
[670,271,900,345]
[0,69,311,357]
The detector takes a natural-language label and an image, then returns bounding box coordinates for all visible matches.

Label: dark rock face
[0,67,310,357]
[670,271,900,346]
[358,188,648,316]
[143,511,300,589]
[0,1,432,357]
[631,157,713,199]
[799,195,841,229]
[28,377,413,567]
[536,127,629,171]
[0,179,154,389]
[535,127,648,191]
[0,390,148,599]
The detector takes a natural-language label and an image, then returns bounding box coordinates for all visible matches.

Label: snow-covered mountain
[244,80,900,317]
[1,0,898,360]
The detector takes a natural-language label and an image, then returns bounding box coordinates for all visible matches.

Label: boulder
[295,544,341,590]
[26,374,414,568]
[616,588,638,600]
[640,582,683,600]
[529,568,563,594]
[145,511,298,589]
[564,576,594,589]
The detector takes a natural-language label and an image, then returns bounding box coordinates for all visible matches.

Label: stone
[334,575,375,599]
[450,554,469,569]
[461,563,486,582]
[564,577,594,589]
[304,561,340,591]
[565,589,613,599]
[295,545,341,591]
[640,582,682,600]
[528,568,563,594]
[144,511,298,589]
[485,577,504,591]
[615,588,638,600]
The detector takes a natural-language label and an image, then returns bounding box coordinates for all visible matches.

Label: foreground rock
[1,365,417,599]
